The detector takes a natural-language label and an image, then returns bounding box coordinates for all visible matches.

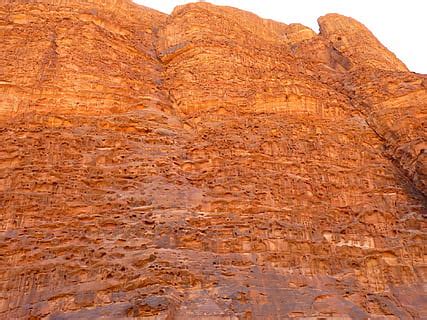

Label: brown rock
[0,1,425,319]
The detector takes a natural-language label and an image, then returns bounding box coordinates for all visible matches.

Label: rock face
[0,1,426,319]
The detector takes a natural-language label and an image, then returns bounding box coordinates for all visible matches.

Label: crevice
[343,90,426,205]
[36,30,58,88]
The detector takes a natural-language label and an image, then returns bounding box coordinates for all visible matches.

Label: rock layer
[0,1,426,319]
[0,0,168,117]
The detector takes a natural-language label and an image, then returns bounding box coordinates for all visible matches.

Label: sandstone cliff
[0,1,426,319]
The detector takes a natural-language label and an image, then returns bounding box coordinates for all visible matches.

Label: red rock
[0,1,425,319]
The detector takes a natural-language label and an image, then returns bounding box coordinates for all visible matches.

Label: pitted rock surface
[0,1,426,319]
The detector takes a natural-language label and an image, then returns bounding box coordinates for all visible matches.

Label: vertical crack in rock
[37,30,58,88]
[318,13,427,200]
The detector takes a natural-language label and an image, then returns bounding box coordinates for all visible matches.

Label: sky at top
[134,0,427,74]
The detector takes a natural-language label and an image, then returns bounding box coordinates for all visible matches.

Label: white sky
[134,0,427,74]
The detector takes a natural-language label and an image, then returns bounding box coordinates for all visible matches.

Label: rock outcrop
[0,1,426,319]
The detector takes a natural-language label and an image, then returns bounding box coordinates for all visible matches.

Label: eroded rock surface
[0,1,426,319]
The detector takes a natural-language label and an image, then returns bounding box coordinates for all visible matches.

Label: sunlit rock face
[0,1,426,319]
[0,0,168,117]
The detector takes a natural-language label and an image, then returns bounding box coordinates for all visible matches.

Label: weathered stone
[0,1,425,319]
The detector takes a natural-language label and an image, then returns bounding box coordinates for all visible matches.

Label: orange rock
[0,1,425,319]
